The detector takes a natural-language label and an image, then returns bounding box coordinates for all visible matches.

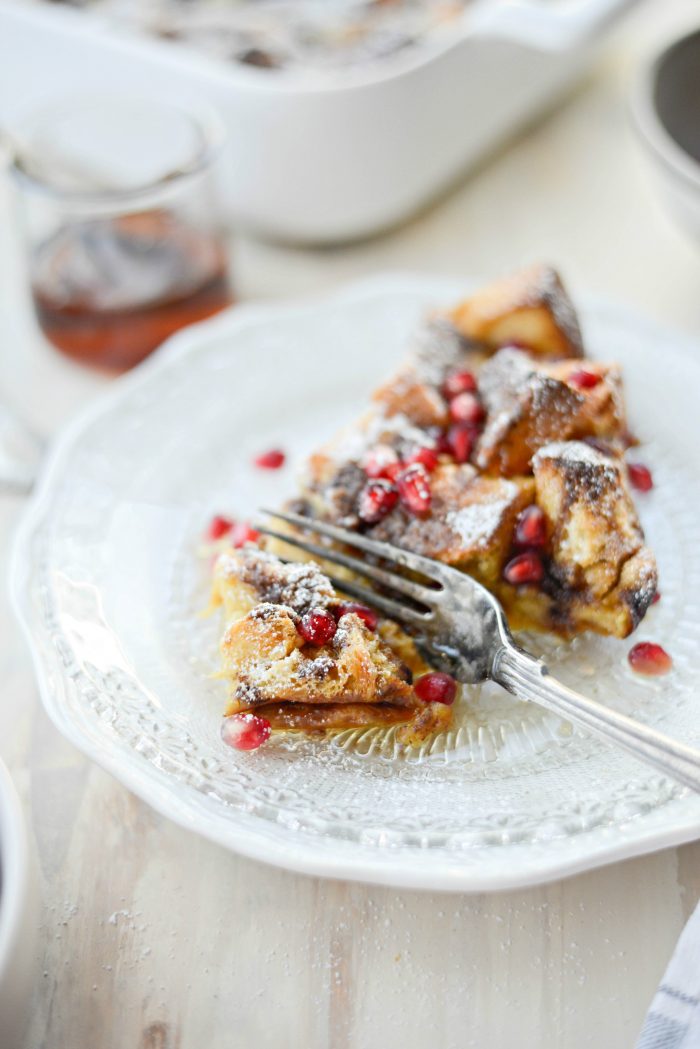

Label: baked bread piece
[528,441,657,637]
[475,349,629,476]
[295,265,656,640]
[369,464,534,587]
[212,546,451,740]
[448,263,584,358]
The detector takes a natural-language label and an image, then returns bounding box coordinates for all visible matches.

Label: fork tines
[257,507,445,626]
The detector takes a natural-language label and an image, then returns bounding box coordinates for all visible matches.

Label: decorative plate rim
[10,273,700,892]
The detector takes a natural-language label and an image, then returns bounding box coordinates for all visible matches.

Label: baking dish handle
[469,0,636,52]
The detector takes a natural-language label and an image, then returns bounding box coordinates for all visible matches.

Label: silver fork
[259,507,700,793]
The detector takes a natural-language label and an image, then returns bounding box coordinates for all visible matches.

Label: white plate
[11,274,700,892]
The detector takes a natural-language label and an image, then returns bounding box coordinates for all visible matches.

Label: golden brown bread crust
[372,365,450,429]
[221,604,416,712]
[214,547,448,738]
[251,701,421,732]
[250,698,451,747]
[475,349,584,476]
[530,441,656,635]
[448,263,584,358]
[475,349,629,476]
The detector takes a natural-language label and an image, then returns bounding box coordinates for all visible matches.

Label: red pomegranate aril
[336,602,378,631]
[568,368,601,390]
[405,446,439,473]
[514,505,547,549]
[206,515,234,541]
[221,713,271,751]
[230,522,261,548]
[435,432,453,456]
[254,448,286,470]
[382,461,404,483]
[443,369,477,399]
[414,671,457,706]
[446,422,475,464]
[358,478,399,523]
[628,641,672,676]
[503,551,544,585]
[449,391,485,425]
[628,462,654,492]
[397,463,432,516]
[298,609,337,646]
[363,444,399,479]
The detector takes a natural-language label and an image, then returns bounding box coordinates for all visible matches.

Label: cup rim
[630,26,700,193]
[9,92,226,207]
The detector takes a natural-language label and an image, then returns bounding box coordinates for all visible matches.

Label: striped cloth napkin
[637,902,700,1048]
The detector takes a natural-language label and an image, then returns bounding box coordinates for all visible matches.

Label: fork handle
[493,643,700,794]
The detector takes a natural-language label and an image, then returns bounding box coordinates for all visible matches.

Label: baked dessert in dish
[66,0,473,75]
[211,264,658,749]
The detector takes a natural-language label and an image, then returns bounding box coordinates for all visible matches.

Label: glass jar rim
[9,93,226,207]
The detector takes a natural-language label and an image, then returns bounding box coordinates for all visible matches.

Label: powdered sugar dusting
[221,546,334,614]
[445,483,519,549]
[534,440,610,468]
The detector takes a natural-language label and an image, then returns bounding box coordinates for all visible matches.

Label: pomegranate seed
[358,479,399,523]
[221,712,271,751]
[230,522,261,548]
[628,642,672,676]
[514,505,547,549]
[628,462,654,492]
[298,609,337,645]
[503,551,544,585]
[651,591,661,605]
[446,422,476,464]
[382,461,404,483]
[414,671,457,705]
[254,448,285,470]
[443,369,477,399]
[568,368,601,390]
[336,602,378,631]
[206,515,234,541]
[396,463,432,516]
[449,392,485,425]
[405,447,439,472]
[363,444,399,479]
[435,433,453,456]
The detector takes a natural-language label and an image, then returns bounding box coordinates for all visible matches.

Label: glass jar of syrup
[11,96,233,372]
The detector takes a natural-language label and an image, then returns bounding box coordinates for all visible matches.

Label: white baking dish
[0,0,636,243]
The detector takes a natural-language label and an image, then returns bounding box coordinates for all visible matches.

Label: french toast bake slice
[213,264,658,750]
[295,265,656,641]
[212,546,452,744]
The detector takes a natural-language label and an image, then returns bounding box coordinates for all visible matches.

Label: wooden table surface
[2,2,700,1046]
